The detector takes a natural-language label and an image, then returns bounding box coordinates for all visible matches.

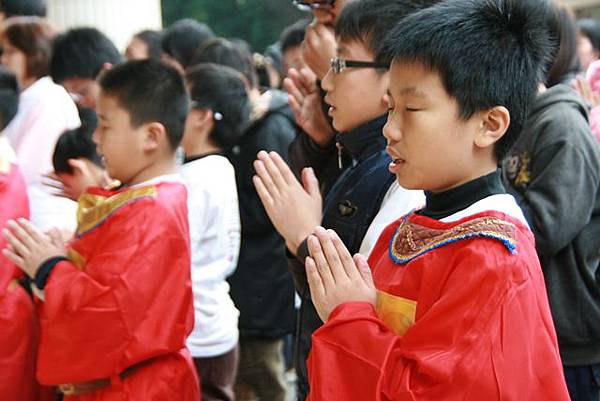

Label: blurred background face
[283,45,305,75]
[125,37,149,60]
[62,77,100,110]
[0,39,27,85]
[577,30,599,72]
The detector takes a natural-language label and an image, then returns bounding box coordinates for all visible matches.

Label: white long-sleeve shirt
[181,154,241,358]
[4,76,80,231]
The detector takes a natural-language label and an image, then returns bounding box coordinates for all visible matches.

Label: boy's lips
[386,146,406,174]
[324,95,336,116]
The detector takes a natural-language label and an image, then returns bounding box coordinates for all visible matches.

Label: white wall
[46,0,162,52]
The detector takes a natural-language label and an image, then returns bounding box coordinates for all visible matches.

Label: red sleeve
[37,198,193,384]
[307,241,567,401]
[0,165,36,400]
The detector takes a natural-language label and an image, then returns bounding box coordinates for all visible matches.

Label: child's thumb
[354,253,374,287]
[302,167,321,198]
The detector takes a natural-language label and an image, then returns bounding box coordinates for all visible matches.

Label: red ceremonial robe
[0,146,37,401]
[307,208,571,401]
[36,180,199,401]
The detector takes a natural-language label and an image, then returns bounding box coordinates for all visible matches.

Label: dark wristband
[34,256,68,290]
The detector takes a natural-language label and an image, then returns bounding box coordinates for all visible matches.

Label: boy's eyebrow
[336,46,348,56]
[399,87,428,99]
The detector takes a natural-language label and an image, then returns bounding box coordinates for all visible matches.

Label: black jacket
[289,115,396,400]
[226,90,298,339]
[502,84,600,366]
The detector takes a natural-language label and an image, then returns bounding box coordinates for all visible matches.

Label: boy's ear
[190,108,213,128]
[68,158,89,175]
[144,122,168,152]
[474,106,510,149]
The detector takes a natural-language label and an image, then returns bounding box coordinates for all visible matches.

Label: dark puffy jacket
[227,90,297,339]
[502,84,600,366]
[288,115,395,400]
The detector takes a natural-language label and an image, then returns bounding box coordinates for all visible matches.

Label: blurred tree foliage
[162,0,309,52]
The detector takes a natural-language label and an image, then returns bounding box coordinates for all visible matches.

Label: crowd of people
[0,0,599,400]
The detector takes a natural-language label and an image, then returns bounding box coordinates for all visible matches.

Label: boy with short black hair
[51,107,109,200]
[280,18,311,75]
[301,0,571,400]
[50,27,122,109]
[2,59,199,401]
[253,2,428,399]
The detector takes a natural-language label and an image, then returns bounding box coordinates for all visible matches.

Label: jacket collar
[336,114,387,161]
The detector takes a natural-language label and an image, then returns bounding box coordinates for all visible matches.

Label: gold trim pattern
[67,248,87,271]
[390,215,517,265]
[76,186,157,236]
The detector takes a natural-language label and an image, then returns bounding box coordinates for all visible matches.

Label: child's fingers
[2,227,29,257]
[253,158,281,199]
[306,256,326,298]
[329,230,358,279]
[47,228,65,249]
[15,219,46,244]
[313,227,346,284]
[2,248,24,268]
[307,233,335,287]
[353,254,374,288]
[256,151,288,190]
[298,67,318,94]
[252,175,275,207]
[269,151,298,185]
[6,220,38,249]
[283,76,306,104]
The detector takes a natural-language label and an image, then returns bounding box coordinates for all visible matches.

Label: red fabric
[36,182,199,401]
[0,162,39,401]
[307,211,570,401]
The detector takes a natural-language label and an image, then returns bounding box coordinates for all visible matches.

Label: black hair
[0,0,46,18]
[381,0,553,161]
[578,18,600,52]
[161,19,214,69]
[52,107,101,174]
[337,0,439,65]
[99,59,189,150]
[50,27,122,83]
[264,42,283,75]
[191,37,258,89]
[545,3,580,87]
[280,19,310,54]
[186,63,251,148]
[133,29,163,60]
[0,66,18,130]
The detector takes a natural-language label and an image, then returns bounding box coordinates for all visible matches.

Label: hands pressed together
[305,227,376,322]
[253,150,322,255]
[2,218,66,279]
[252,150,376,322]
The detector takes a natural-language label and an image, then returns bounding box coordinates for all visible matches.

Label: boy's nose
[321,68,334,92]
[382,118,396,141]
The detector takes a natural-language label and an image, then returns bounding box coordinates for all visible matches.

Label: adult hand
[305,227,376,322]
[283,67,335,147]
[253,150,322,255]
[2,219,66,278]
[302,21,336,80]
